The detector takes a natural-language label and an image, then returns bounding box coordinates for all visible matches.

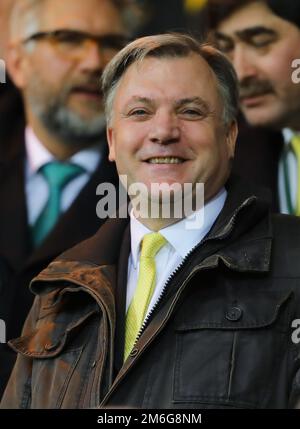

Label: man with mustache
[208,0,300,214]
[0,0,139,398]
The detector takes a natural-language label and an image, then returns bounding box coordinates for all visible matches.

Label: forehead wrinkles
[123,56,219,96]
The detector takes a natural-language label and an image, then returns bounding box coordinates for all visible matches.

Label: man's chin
[62,106,106,132]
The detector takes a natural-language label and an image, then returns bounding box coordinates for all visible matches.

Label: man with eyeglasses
[0,0,140,399]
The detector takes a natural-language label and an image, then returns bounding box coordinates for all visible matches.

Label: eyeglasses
[22,29,129,58]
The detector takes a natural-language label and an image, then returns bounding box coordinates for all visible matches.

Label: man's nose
[149,112,180,144]
[77,40,110,72]
[232,46,257,81]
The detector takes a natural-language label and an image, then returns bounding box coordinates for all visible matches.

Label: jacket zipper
[134,196,255,345]
[99,196,256,406]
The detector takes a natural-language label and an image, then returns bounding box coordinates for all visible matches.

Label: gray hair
[101,33,239,126]
[10,0,142,42]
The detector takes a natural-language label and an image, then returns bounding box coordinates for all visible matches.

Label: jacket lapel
[0,130,31,270]
[114,224,131,374]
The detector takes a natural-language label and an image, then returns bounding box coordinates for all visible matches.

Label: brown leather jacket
[1,177,300,409]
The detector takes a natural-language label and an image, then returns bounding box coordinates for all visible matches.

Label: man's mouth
[145,157,185,164]
[71,86,102,99]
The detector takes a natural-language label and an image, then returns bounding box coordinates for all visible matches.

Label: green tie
[31,162,84,247]
[124,232,167,361]
[291,136,300,215]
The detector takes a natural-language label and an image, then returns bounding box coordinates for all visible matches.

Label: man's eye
[215,39,234,54]
[251,35,275,48]
[180,109,204,118]
[54,32,84,45]
[129,109,149,116]
[124,108,151,120]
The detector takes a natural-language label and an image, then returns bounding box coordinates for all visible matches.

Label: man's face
[107,54,237,204]
[10,0,126,144]
[214,1,300,130]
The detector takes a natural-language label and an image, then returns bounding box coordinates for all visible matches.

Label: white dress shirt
[278,128,298,214]
[126,187,227,322]
[25,126,101,225]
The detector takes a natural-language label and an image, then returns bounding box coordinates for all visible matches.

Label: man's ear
[107,126,116,162]
[226,120,238,159]
[6,42,29,89]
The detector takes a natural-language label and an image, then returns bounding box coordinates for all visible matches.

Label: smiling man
[107,48,236,229]
[208,0,300,215]
[0,0,140,399]
[2,34,300,409]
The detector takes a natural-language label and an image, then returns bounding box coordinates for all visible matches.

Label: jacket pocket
[173,289,293,408]
[9,306,98,408]
[31,345,84,408]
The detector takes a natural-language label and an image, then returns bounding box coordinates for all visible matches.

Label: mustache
[239,78,274,100]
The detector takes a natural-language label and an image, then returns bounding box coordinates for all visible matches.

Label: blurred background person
[0,0,142,398]
[207,0,300,214]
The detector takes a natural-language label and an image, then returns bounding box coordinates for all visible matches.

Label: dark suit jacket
[0,125,118,397]
[0,78,24,145]
[232,116,283,212]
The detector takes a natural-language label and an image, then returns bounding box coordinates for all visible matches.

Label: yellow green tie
[124,232,167,361]
[291,136,300,215]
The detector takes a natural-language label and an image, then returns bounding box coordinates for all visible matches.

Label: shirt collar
[282,128,298,146]
[25,126,101,177]
[130,187,227,268]
[25,126,53,174]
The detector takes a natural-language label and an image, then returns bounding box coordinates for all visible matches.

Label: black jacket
[1,176,300,409]
[232,115,283,212]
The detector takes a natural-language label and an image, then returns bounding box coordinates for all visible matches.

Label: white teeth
[148,157,183,164]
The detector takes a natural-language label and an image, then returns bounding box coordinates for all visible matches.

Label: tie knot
[40,162,84,189]
[140,232,167,259]
[291,135,300,156]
